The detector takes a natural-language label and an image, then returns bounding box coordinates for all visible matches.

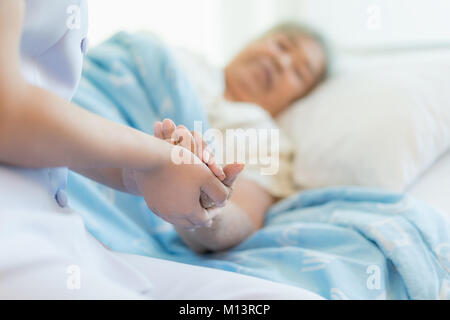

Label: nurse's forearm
[0,82,171,172]
[71,168,128,193]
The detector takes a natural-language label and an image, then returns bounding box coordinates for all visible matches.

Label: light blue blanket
[69,32,450,300]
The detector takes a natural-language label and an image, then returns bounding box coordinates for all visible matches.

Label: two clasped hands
[124,119,244,230]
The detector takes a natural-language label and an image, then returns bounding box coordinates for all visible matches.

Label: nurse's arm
[0,0,220,190]
[0,0,164,173]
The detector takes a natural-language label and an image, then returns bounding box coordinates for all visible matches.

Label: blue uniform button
[55,189,69,208]
[81,38,89,54]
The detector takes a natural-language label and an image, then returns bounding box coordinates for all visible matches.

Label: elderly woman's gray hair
[263,22,331,77]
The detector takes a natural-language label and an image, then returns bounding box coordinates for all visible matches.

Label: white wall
[88,0,304,65]
[219,0,303,62]
[88,0,224,64]
[87,0,450,65]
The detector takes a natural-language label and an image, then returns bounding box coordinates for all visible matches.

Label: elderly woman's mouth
[253,59,274,91]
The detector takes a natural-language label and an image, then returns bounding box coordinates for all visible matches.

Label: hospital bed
[1,35,448,300]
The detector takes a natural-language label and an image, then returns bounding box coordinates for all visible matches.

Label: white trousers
[0,167,323,300]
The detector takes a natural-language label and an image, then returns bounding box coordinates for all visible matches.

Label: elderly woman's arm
[176,177,275,253]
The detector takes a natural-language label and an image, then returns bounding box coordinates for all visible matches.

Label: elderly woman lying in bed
[157,23,328,253]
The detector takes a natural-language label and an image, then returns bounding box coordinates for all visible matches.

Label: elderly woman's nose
[276,53,293,70]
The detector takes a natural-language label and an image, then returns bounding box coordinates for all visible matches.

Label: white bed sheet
[408,150,450,218]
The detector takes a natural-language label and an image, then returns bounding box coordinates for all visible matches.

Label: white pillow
[277,62,450,192]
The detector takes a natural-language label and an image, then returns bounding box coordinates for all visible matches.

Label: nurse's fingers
[168,216,197,230]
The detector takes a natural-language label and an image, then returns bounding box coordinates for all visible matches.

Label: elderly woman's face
[225,32,326,116]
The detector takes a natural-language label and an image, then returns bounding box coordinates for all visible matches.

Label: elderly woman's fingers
[199,164,244,209]
[222,163,245,188]
[154,121,164,139]
[190,130,225,180]
[190,130,206,160]
[174,127,196,154]
[206,157,225,181]
[169,217,197,230]
[162,119,177,140]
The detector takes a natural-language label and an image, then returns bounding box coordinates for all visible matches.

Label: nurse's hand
[125,144,229,229]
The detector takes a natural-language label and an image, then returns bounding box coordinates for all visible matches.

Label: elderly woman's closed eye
[224,23,328,117]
